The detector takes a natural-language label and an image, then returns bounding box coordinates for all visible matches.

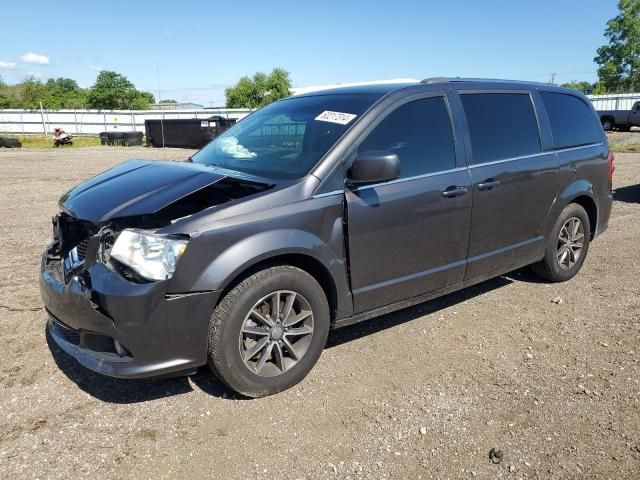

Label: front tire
[531,203,590,282]
[207,266,330,397]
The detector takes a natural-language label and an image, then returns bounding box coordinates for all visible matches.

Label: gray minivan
[41,78,614,397]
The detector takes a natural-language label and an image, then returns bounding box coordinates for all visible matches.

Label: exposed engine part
[52,176,271,284]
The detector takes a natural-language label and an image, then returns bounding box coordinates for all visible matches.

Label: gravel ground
[607,130,640,152]
[0,146,639,479]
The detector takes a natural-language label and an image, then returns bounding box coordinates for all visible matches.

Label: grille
[76,239,89,260]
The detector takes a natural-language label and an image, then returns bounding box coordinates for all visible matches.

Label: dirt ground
[0,146,639,480]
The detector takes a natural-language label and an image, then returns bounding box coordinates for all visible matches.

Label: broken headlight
[110,229,188,281]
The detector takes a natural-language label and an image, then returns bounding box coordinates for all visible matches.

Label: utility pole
[39,101,47,135]
[156,62,161,104]
[549,73,556,85]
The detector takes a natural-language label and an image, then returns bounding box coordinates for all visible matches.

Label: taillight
[608,151,615,190]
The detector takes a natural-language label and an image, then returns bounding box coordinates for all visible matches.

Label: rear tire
[207,266,330,397]
[602,119,615,131]
[531,203,590,282]
[102,131,124,146]
[122,131,143,146]
[0,137,21,148]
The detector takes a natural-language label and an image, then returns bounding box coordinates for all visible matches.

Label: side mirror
[347,150,400,187]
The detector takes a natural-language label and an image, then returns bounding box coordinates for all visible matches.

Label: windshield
[191,93,381,179]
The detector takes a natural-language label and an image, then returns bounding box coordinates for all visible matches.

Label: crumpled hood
[60,160,228,222]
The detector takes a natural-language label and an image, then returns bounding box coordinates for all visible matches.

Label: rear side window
[540,92,602,149]
[461,93,541,164]
[358,97,456,179]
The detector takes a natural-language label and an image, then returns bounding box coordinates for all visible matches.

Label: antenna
[156,61,166,157]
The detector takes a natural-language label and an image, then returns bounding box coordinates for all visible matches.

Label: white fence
[0,108,254,135]
[587,93,640,111]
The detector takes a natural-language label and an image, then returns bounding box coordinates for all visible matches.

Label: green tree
[0,75,10,109]
[225,68,292,108]
[130,91,155,109]
[45,78,87,108]
[18,76,49,109]
[560,81,595,93]
[592,82,608,95]
[595,0,640,92]
[87,71,154,109]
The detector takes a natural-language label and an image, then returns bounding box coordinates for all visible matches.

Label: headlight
[110,229,188,281]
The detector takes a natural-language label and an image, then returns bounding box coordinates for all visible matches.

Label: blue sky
[0,0,618,106]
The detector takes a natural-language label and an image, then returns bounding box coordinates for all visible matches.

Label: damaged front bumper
[41,244,220,379]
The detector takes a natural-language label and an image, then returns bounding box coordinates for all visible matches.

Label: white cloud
[0,61,17,70]
[89,64,104,72]
[21,52,50,65]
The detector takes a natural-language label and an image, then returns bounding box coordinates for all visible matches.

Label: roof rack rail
[420,77,449,84]
[448,77,553,86]
[421,77,555,87]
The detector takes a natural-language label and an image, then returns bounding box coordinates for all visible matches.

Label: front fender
[193,229,333,290]
[173,220,351,318]
[164,193,351,318]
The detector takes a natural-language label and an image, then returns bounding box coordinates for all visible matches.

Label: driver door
[629,101,640,126]
[346,94,472,313]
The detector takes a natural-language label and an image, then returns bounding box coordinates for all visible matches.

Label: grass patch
[3,135,103,149]
[609,142,640,153]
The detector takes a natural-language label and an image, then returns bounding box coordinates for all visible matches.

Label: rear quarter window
[540,92,602,149]
[460,93,541,165]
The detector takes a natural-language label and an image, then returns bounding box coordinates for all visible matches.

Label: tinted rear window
[461,93,541,164]
[540,92,602,149]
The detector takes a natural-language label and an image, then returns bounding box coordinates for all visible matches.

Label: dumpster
[144,116,236,148]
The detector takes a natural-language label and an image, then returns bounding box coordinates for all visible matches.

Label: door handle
[441,186,468,198]
[477,180,500,191]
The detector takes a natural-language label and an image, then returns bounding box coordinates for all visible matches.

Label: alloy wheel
[557,217,585,270]
[239,290,314,377]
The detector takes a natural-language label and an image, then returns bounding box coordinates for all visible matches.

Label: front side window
[461,93,541,165]
[191,94,381,180]
[316,165,344,194]
[540,92,602,149]
[357,97,457,179]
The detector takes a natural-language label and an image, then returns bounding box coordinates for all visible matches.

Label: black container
[144,115,236,148]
